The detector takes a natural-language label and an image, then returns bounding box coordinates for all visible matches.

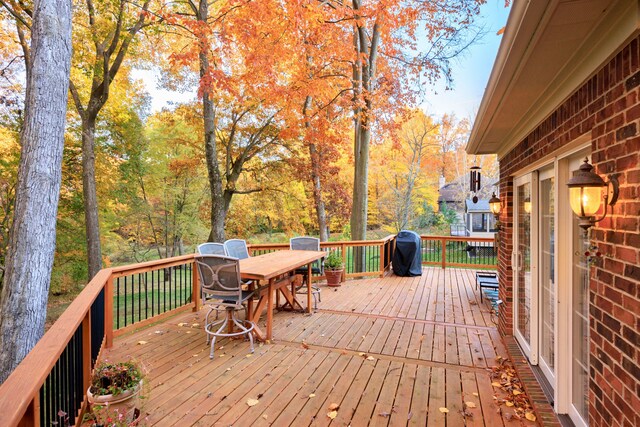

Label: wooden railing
[0,256,200,427]
[0,233,494,426]
[420,235,497,269]
[248,235,397,282]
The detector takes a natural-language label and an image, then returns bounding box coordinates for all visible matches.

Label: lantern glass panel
[569,186,601,217]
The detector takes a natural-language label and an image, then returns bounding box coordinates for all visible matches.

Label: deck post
[341,243,347,282]
[192,260,201,312]
[104,275,114,348]
[82,312,91,391]
[379,243,385,277]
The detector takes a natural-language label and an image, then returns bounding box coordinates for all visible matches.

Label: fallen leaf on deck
[154,330,164,334]
[262,414,268,419]
[327,411,338,419]
[178,323,187,327]
[246,398,259,407]
[472,392,479,397]
[185,331,192,334]
[366,356,375,361]
[409,288,415,291]
[505,401,514,407]
[308,394,316,398]
[358,352,366,357]
[465,402,476,408]
[439,407,449,413]
[378,411,391,417]
[491,382,502,387]
[407,411,412,420]
[191,323,199,327]
[328,403,340,411]
[525,412,536,421]
[512,390,522,395]
[301,342,310,349]
[246,354,253,358]
[226,368,231,371]
[469,300,477,305]
[137,341,147,345]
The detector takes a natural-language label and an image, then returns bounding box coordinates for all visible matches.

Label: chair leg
[209,316,229,359]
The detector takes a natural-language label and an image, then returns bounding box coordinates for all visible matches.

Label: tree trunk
[309,143,328,241]
[198,0,226,243]
[302,94,328,242]
[0,0,72,383]
[81,115,102,278]
[350,125,370,241]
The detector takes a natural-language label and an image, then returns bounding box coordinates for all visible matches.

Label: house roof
[466,0,640,158]
[438,176,498,204]
[465,199,490,213]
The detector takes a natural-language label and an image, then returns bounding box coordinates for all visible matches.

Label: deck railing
[0,234,494,426]
[420,235,497,269]
[248,235,397,282]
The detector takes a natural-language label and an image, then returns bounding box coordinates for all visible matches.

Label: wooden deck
[103,268,535,426]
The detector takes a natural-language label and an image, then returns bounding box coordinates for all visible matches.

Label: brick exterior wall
[496,36,640,427]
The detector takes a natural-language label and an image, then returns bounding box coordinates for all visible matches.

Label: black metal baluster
[142,273,147,320]
[124,276,129,327]
[151,270,155,317]
[137,273,141,322]
[39,382,46,427]
[163,268,167,313]
[116,277,121,329]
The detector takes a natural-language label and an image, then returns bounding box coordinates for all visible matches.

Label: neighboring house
[437,177,466,221]
[437,176,497,235]
[465,199,497,239]
[467,2,639,427]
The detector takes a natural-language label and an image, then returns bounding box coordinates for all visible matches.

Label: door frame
[512,172,539,364]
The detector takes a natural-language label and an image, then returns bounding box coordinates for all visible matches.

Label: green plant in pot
[324,251,344,287]
[86,360,145,426]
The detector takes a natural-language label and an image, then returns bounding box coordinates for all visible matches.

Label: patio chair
[197,242,227,256]
[476,271,499,302]
[195,254,255,359]
[290,236,323,310]
[224,239,250,260]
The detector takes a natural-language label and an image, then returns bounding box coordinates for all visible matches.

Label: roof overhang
[467,0,640,159]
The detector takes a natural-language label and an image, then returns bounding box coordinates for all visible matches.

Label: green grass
[113,267,193,329]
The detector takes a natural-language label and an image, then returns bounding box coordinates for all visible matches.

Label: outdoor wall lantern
[567,157,619,232]
[489,192,502,218]
[488,192,502,247]
[523,197,531,214]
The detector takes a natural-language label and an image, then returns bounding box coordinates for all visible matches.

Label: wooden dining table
[239,250,325,341]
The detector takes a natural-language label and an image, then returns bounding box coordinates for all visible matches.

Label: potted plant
[324,251,344,287]
[86,360,145,426]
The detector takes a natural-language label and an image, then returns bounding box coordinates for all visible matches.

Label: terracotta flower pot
[325,269,343,287]
[87,380,142,425]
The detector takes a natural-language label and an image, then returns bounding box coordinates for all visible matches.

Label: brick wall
[496,36,640,427]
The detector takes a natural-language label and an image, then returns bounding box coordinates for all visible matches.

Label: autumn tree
[376,111,440,232]
[0,0,72,382]
[344,0,485,241]
[165,0,319,242]
[1,0,158,279]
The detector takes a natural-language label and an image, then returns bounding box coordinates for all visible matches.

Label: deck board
[101,267,533,426]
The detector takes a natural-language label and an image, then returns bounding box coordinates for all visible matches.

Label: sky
[135,1,511,121]
[422,1,511,120]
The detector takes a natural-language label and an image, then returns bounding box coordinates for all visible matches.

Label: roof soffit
[467,0,640,158]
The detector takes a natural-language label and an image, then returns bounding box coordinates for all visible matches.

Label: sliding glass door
[513,173,538,362]
[538,169,555,384]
